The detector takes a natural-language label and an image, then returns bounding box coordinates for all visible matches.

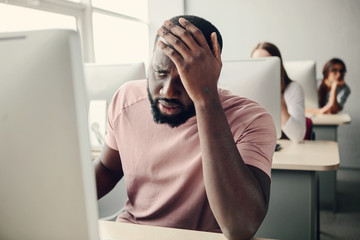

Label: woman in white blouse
[251,42,306,143]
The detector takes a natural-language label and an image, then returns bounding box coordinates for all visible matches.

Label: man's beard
[147,87,196,128]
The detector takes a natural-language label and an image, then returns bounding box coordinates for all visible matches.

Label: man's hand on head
[157,18,222,105]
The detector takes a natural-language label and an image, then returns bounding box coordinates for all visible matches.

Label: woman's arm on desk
[306,82,341,115]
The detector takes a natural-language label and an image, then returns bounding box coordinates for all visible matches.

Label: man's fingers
[178,18,209,50]
[163,19,204,54]
[157,39,183,68]
[157,26,191,59]
[162,18,210,53]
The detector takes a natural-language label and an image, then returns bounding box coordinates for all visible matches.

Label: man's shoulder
[120,79,147,95]
[218,88,268,114]
[113,79,148,105]
[108,79,148,117]
[218,87,276,133]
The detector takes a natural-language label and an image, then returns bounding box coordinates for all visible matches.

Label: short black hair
[154,15,223,53]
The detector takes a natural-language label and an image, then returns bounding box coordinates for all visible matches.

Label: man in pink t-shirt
[94,15,276,240]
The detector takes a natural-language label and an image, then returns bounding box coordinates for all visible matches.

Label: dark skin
[95,18,271,240]
[95,145,123,199]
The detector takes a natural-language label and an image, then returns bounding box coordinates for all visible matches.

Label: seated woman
[251,42,306,143]
[306,58,351,114]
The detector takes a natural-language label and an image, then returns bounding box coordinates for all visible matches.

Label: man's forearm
[195,96,267,240]
[94,158,121,199]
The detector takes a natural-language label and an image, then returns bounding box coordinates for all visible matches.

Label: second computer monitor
[284,60,318,109]
[219,57,282,139]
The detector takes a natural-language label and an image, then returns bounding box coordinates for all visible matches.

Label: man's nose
[161,78,181,99]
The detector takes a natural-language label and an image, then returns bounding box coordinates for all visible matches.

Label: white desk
[98,220,274,240]
[309,112,351,125]
[255,140,339,240]
[272,140,339,171]
[309,113,351,140]
[309,113,351,211]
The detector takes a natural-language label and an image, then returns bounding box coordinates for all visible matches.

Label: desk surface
[98,220,274,240]
[273,139,339,171]
[93,140,340,172]
[307,112,351,125]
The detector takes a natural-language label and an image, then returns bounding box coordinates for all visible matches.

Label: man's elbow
[222,222,261,240]
[221,212,266,240]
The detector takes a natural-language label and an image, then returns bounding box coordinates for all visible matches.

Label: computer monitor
[218,57,282,139]
[284,60,318,109]
[0,29,99,240]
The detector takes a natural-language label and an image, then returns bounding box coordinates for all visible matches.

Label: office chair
[304,117,315,140]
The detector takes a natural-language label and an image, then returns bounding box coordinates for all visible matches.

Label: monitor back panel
[219,57,282,139]
[284,60,318,109]
[0,30,99,240]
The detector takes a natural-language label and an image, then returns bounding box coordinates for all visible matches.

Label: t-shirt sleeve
[236,112,277,179]
[105,89,121,151]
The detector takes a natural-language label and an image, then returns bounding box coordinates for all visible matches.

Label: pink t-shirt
[105,79,276,232]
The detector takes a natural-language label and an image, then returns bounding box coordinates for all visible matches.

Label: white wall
[148,0,360,168]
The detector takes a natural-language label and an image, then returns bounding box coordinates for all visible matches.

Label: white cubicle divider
[219,57,282,139]
[284,60,318,109]
[84,62,146,105]
[84,62,146,220]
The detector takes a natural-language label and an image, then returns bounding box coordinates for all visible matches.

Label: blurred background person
[306,58,351,114]
[251,42,306,143]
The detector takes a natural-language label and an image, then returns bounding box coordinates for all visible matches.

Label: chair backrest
[84,62,146,107]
